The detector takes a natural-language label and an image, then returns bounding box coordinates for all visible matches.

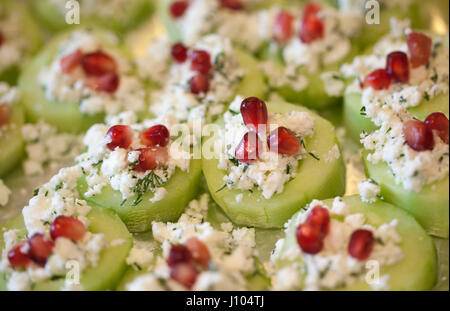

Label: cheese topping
[0,179,11,207]
[270,198,404,291]
[217,96,315,199]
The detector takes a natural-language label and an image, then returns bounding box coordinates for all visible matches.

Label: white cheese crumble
[38,30,147,116]
[126,194,259,291]
[358,179,381,203]
[270,198,403,291]
[217,96,315,199]
[76,112,190,201]
[0,179,11,207]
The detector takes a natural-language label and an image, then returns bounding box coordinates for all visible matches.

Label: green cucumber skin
[344,92,450,143]
[363,150,449,238]
[0,207,132,291]
[0,105,25,177]
[77,159,203,233]
[277,195,437,291]
[18,29,128,134]
[29,0,153,34]
[202,101,346,229]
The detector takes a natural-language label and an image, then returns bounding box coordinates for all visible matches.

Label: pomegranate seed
[235,131,263,163]
[170,1,189,18]
[302,2,322,20]
[267,127,301,156]
[348,229,374,260]
[185,237,211,268]
[81,51,117,76]
[86,72,120,93]
[296,222,323,254]
[140,124,170,147]
[403,120,435,151]
[306,205,330,237]
[425,112,449,144]
[170,263,199,289]
[364,69,392,90]
[274,11,295,44]
[27,233,54,265]
[60,49,83,74]
[0,105,12,127]
[171,43,188,63]
[167,244,192,268]
[8,241,32,268]
[240,97,268,132]
[190,50,212,74]
[386,51,409,83]
[220,0,244,10]
[105,125,133,151]
[407,31,432,68]
[0,31,4,47]
[50,216,86,241]
[189,74,210,94]
[299,3,324,44]
[133,147,169,172]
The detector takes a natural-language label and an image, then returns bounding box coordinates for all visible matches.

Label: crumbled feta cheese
[358,179,381,203]
[0,179,11,207]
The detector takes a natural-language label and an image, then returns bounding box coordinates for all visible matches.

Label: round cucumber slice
[202,101,346,229]
[362,150,449,238]
[344,92,450,142]
[77,159,203,233]
[234,48,268,100]
[0,105,25,177]
[29,0,153,34]
[0,206,132,291]
[274,195,437,291]
[18,29,138,133]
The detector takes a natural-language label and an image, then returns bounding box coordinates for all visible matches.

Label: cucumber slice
[234,48,268,100]
[202,101,346,228]
[77,159,203,233]
[0,206,132,291]
[344,92,450,142]
[0,105,25,177]
[18,29,136,133]
[274,195,437,290]
[29,0,153,34]
[362,150,449,238]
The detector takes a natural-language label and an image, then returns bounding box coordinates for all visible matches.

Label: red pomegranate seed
[386,51,409,83]
[60,49,83,74]
[185,237,211,268]
[235,131,263,163]
[106,125,133,151]
[302,2,322,20]
[403,120,435,151]
[140,124,170,147]
[348,229,374,260]
[133,147,169,172]
[364,69,392,90]
[267,127,301,156]
[0,105,12,127]
[425,112,449,144]
[306,205,330,237]
[86,72,120,93]
[170,1,189,18]
[220,0,244,11]
[240,97,268,132]
[407,31,432,68]
[190,50,212,75]
[27,233,54,265]
[50,216,86,241]
[171,43,188,63]
[170,263,199,289]
[81,51,117,77]
[274,11,295,44]
[190,74,210,94]
[8,241,32,268]
[0,31,4,47]
[296,222,323,254]
[167,244,192,268]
